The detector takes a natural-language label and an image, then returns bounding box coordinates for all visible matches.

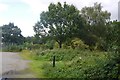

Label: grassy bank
[20,49,119,79]
[20,50,46,78]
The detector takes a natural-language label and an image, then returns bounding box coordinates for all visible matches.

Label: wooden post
[53,55,55,67]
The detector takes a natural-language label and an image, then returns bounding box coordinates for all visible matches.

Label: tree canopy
[33,2,84,48]
[1,23,24,45]
[80,3,111,50]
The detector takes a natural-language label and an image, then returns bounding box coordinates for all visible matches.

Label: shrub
[45,40,55,49]
[71,38,89,49]
[25,48,119,79]
[39,50,119,79]
[2,45,23,52]
[54,42,59,49]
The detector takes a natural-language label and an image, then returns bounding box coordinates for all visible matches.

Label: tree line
[33,2,119,52]
[1,2,120,52]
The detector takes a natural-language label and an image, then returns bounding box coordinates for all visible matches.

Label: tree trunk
[57,40,62,48]
[59,43,62,48]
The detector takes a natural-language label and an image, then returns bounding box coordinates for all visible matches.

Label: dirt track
[0,52,35,78]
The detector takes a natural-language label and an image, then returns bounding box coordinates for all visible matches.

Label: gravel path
[0,52,35,78]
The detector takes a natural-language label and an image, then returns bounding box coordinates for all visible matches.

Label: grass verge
[20,49,110,78]
[20,50,47,78]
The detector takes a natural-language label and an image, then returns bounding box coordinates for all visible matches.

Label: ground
[0,52,35,78]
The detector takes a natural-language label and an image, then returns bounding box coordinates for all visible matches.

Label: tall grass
[21,49,116,79]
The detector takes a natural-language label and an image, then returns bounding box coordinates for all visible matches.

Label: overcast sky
[0,0,119,37]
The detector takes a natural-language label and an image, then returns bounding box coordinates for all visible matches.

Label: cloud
[0,3,9,12]
[21,0,49,15]
[21,0,119,15]
[14,20,35,37]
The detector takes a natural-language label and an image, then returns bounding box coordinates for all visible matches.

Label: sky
[0,0,119,37]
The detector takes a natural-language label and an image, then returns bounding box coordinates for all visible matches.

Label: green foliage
[53,42,59,49]
[82,51,120,79]
[71,38,89,49]
[2,45,23,52]
[33,2,84,48]
[1,23,24,45]
[6,2,119,79]
[27,49,118,78]
[105,24,120,79]
[1,23,24,52]
[33,2,112,51]
[80,3,111,50]
[23,42,48,50]
[38,50,119,79]
[21,47,120,79]
[105,21,120,52]
[45,40,55,49]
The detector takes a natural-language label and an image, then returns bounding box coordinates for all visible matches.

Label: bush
[45,40,55,49]
[2,45,23,52]
[38,49,119,79]
[24,48,120,79]
[53,42,59,49]
[71,38,89,49]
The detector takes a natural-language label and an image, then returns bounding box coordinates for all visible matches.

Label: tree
[1,23,24,45]
[106,21,120,52]
[103,21,120,79]
[33,2,84,48]
[33,21,48,44]
[80,3,111,50]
